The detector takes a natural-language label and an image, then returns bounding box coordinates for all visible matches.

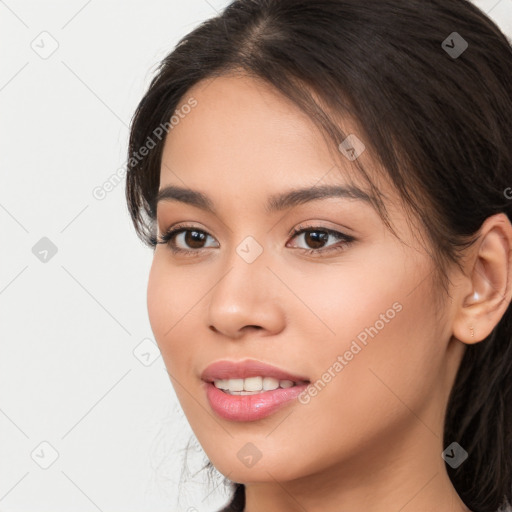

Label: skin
[146,73,512,512]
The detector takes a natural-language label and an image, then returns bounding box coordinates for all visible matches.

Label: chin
[204,443,312,484]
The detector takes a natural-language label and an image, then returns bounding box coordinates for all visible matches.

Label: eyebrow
[155,184,372,215]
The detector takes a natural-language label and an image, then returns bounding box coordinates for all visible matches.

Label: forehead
[161,75,378,187]
[164,75,333,171]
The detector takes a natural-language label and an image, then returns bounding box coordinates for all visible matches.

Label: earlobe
[452,213,512,345]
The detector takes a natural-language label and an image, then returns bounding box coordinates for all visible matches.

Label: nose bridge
[206,230,284,337]
[213,231,269,305]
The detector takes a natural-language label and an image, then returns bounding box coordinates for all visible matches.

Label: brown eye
[156,225,219,254]
[301,230,329,249]
[184,230,207,248]
[287,225,356,256]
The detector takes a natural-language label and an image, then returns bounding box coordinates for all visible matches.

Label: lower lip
[204,381,309,422]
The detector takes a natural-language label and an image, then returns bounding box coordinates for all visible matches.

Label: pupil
[305,231,327,249]
[186,230,206,248]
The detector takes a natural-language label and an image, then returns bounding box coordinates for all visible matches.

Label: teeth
[263,377,279,390]
[213,376,299,394]
[244,376,262,391]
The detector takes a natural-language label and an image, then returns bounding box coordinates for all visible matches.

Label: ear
[452,213,512,344]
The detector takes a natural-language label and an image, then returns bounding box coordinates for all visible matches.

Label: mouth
[201,359,311,421]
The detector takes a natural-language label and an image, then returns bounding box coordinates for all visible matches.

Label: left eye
[286,226,355,254]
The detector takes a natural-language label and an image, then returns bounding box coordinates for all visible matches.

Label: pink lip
[201,359,309,382]
[201,359,310,422]
[204,382,309,422]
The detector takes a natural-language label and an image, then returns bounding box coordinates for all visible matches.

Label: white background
[1,1,511,511]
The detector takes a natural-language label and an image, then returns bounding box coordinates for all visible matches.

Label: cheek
[146,254,214,390]
[318,258,440,403]
[146,256,194,368]
[244,294,442,481]
[146,259,212,445]
[146,257,169,339]
[305,273,441,435]
[268,254,442,456]
[281,242,421,351]
[146,254,196,334]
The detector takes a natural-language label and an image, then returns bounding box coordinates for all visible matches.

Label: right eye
[156,224,219,255]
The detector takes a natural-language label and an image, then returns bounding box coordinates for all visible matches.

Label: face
[147,73,464,484]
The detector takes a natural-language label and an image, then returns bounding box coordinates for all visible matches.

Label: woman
[125,1,512,511]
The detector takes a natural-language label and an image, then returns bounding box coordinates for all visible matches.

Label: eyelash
[155,223,355,257]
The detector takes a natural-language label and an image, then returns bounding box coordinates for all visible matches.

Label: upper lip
[201,359,310,383]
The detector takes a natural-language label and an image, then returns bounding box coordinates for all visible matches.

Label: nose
[206,247,286,340]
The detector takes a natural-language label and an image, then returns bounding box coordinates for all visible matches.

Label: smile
[201,359,310,421]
